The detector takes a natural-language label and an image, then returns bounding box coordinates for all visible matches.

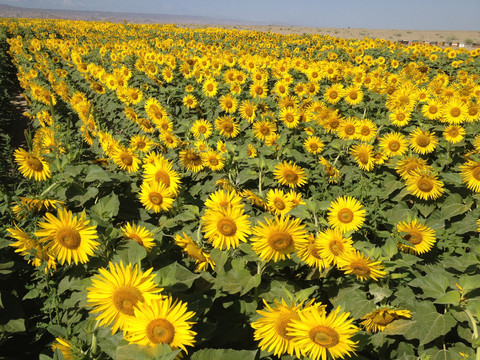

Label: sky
[2,0,480,30]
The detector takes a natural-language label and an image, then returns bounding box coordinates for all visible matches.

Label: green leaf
[90,192,120,219]
[85,165,112,182]
[191,349,257,360]
[435,290,461,305]
[408,272,450,299]
[330,285,376,318]
[0,318,25,333]
[155,262,200,291]
[111,240,147,266]
[115,344,180,360]
[458,274,480,296]
[439,193,472,219]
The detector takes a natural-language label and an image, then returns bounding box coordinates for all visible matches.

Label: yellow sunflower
[279,106,300,129]
[409,128,438,154]
[405,169,444,201]
[253,119,277,141]
[360,308,412,333]
[388,109,411,127]
[327,196,365,234]
[139,181,175,213]
[201,205,251,250]
[251,215,307,262]
[356,119,377,142]
[123,297,196,352]
[191,119,212,139]
[266,188,293,216]
[443,125,465,144]
[379,132,408,157]
[51,338,74,360]
[202,78,218,97]
[273,161,307,188]
[303,136,325,155]
[343,85,364,106]
[295,234,327,269]
[287,306,358,360]
[421,100,442,120]
[204,189,244,212]
[396,219,436,254]
[35,208,99,265]
[336,117,358,140]
[201,149,225,171]
[442,98,468,124]
[460,160,480,192]
[87,261,162,333]
[142,156,181,195]
[215,115,240,138]
[219,94,238,114]
[174,232,215,272]
[350,143,375,171]
[179,149,204,172]
[317,228,354,266]
[110,146,141,173]
[239,100,257,122]
[121,222,155,251]
[319,157,340,183]
[395,155,427,180]
[323,83,344,104]
[183,94,197,109]
[251,299,309,358]
[129,135,156,153]
[14,148,51,181]
[336,250,386,281]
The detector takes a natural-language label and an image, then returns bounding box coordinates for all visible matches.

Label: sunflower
[35,208,99,265]
[327,196,365,234]
[110,146,141,173]
[239,100,257,122]
[139,181,175,213]
[201,149,225,171]
[279,107,300,129]
[183,94,197,109]
[51,338,74,360]
[317,228,354,266]
[405,169,444,201]
[144,98,167,123]
[388,110,411,127]
[396,219,436,254]
[240,189,268,209]
[360,308,412,333]
[323,83,344,104]
[343,85,364,106]
[250,82,268,99]
[87,261,162,333]
[295,234,327,269]
[379,132,409,157]
[409,127,438,154]
[421,100,442,120]
[266,188,293,216]
[443,125,465,144]
[286,189,306,208]
[174,232,215,272]
[14,148,51,181]
[395,155,427,180]
[442,98,468,124]
[350,143,375,171]
[219,94,238,114]
[204,189,244,211]
[251,299,307,358]
[251,215,307,262]
[253,119,277,141]
[121,222,155,251]
[191,119,212,139]
[202,205,251,250]
[179,149,204,172]
[356,119,377,142]
[319,157,340,183]
[142,156,181,195]
[129,135,156,153]
[248,144,258,158]
[273,161,307,188]
[460,160,480,192]
[303,136,324,155]
[336,117,358,140]
[215,115,240,138]
[287,306,358,360]
[202,78,218,97]
[336,250,386,281]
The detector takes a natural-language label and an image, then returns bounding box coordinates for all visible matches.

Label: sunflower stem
[258,167,263,197]
[464,308,479,340]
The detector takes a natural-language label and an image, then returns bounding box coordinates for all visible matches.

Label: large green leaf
[115,344,180,360]
[90,192,120,219]
[111,240,147,266]
[155,262,200,291]
[191,348,257,360]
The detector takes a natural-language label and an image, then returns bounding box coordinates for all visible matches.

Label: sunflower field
[1,17,480,360]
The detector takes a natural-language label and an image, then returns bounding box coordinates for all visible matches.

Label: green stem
[464,308,479,340]
[258,167,263,197]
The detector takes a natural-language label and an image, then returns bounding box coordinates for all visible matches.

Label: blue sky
[2,0,480,30]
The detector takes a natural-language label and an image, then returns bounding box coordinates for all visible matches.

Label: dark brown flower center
[149,192,163,205]
[416,134,431,147]
[337,208,354,224]
[26,157,44,172]
[56,227,81,249]
[146,318,175,344]
[268,231,293,251]
[417,178,434,192]
[309,326,339,347]
[112,286,144,316]
[217,218,237,237]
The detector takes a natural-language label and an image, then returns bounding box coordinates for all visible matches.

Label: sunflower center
[309,143,319,151]
[154,170,171,187]
[450,107,461,117]
[329,239,344,255]
[149,192,164,205]
[136,141,146,149]
[146,318,175,344]
[260,126,270,135]
[198,125,207,134]
[357,151,369,164]
[403,230,423,245]
[26,157,44,172]
[429,105,438,114]
[268,231,293,251]
[329,91,338,99]
[112,286,144,316]
[274,199,286,210]
[222,123,234,133]
[207,84,214,91]
[349,91,358,100]
[283,170,298,183]
[308,243,322,259]
[398,95,410,105]
[372,311,396,326]
[350,261,371,276]
[209,157,219,166]
[128,234,144,246]
[120,152,133,166]
[361,127,370,136]
[389,140,400,151]
[217,218,237,237]
[256,87,264,95]
[309,325,340,348]
[285,114,294,123]
[185,243,207,262]
[56,227,82,249]
[345,125,356,136]
[416,134,431,147]
[274,312,298,340]
[472,166,480,181]
[329,119,340,129]
[337,208,354,224]
[417,178,434,192]
[448,129,459,137]
[396,113,406,121]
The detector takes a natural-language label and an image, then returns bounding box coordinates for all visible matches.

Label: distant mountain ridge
[0,4,259,25]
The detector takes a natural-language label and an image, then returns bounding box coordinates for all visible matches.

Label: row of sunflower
[2,18,480,360]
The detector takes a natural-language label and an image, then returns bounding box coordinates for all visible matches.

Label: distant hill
[0,4,258,25]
